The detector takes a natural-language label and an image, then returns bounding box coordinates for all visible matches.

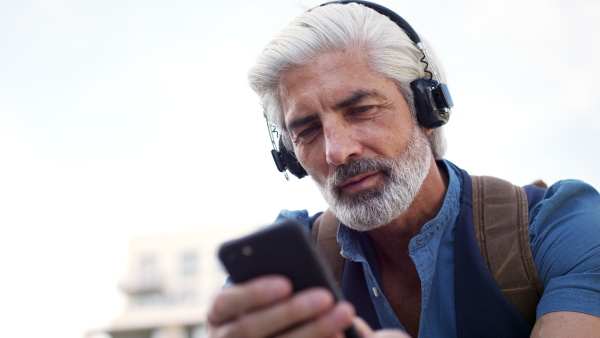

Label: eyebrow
[286,90,381,133]
[287,114,319,134]
[334,90,379,110]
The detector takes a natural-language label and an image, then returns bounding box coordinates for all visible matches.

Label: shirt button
[372,287,380,297]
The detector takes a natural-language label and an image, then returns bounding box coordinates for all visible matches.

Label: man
[207,2,600,337]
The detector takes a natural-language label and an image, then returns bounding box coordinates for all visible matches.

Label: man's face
[279,50,432,231]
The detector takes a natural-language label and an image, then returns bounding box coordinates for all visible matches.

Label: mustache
[327,157,396,188]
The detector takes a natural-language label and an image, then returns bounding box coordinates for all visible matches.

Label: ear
[423,127,434,136]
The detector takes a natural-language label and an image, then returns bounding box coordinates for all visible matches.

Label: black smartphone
[218,219,360,338]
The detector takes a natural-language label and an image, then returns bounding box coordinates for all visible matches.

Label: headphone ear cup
[278,138,308,179]
[410,78,451,129]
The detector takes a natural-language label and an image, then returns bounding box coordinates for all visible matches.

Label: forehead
[281,50,375,93]
[279,51,397,120]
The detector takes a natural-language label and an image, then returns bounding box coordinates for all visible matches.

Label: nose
[324,122,362,166]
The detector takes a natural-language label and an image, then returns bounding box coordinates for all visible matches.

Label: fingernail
[266,278,289,299]
[328,302,354,328]
[304,290,332,311]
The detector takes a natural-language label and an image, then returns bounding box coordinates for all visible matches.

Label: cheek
[368,120,414,157]
[296,146,327,181]
[362,123,401,150]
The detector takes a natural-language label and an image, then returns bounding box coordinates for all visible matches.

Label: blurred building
[97,226,259,338]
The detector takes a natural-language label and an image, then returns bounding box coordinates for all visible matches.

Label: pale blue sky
[1,0,599,336]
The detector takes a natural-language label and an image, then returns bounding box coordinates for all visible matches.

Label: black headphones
[266,0,454,180]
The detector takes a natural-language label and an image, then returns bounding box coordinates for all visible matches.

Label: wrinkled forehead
[276,50,375,123]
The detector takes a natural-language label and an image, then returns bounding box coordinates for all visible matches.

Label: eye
[298,126,317,138]
[294,124,321,144]
[350,106,373,115]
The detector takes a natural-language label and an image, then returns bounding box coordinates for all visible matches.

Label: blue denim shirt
[274,160,600,336]
[278,160,462,336]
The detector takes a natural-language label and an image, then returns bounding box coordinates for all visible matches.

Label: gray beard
[315,126,431,232]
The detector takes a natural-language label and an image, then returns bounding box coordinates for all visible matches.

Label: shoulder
[534,179,600,209]
[529,179,600,255]
[528,180,600,318]
[529,179,600,240]
[273,209,324,234]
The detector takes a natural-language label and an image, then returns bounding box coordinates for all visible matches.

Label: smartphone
[218,219,360,338]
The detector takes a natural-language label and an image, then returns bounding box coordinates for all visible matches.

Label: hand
[353,317,411,338]
[206,275,356,338]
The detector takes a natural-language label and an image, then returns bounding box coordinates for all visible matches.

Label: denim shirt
[273,160,600,336]
[278,160,463,337]
[338,160,461,336]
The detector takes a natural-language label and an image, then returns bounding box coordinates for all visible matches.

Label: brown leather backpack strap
[471,175,544,326]
[312,209,345,286]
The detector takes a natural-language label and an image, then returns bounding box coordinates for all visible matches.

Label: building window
[140,255,158,286]
[180,290,197,303]
[181,252,198,276]
[134,293,162,307]
[190,324,207,338]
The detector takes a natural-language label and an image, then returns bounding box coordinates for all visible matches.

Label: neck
[368,157,449,258]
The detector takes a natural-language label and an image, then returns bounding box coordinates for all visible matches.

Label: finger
[352,316,374,337]
[276,300,356,338]
[371,329,411,338]
[207,275,292,326]
[216,287,336,338]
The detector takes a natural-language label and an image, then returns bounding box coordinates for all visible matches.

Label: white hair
[248,2,447,159]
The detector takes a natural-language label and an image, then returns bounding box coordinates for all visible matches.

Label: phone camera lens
[242,245,253,256]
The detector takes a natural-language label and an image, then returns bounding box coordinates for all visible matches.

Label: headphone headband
[317,1,421,44]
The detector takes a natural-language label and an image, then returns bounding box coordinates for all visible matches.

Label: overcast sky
[1,0,599,336]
